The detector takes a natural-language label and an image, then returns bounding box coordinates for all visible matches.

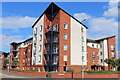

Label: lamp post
[81,18,87,79]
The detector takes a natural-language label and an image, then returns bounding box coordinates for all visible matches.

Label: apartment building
[8,2,117,72]
[0,51,9,69]
[10,38,33,70]
[32,2,87,72]
[86,36,116,71]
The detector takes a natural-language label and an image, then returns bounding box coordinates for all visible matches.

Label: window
[81,27,84,32]
[28,58,30,61]
[40,25,42,31]
[101,59,103,63]
[53,24,58,31]
[64,44,68,50]
[38,55,41,62]
[92,60,94,63]
[33,55,36,64]
[92,51,95,57]
[82,56,84,62]
[82,46,84,51]
[111,52,114,58]
[53,44,58,53]
[46,45,50,52]
[53,55,58,64]
[64,23,68,29]
[100,52,102,55]
[86,50,88,53]
[64,33,67,40]
[34,37,37,42]
[92,44,94,48]
[96,45,98,48]
[64,55,67,61]
[82,37,84,42]
[110,45,114,51]
[40,35,42,41]
[39,45,42,52]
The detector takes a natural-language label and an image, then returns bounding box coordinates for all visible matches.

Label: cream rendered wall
[70,17,87,65]
[103,39,108,66]
[32,15,44,65]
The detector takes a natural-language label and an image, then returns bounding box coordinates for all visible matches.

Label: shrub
[66,69,74,73]
[30,70,37,72]
[86,70,120,73]
[76,71,88,73]
[46,73,51,77]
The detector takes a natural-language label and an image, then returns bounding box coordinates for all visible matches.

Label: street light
[81,18,87,79]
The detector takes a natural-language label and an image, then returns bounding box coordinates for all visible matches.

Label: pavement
[1,71,41,78]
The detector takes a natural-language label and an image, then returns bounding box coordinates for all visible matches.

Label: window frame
[64,23,68,29]
[64,44,68,50]
[64,33,68,40]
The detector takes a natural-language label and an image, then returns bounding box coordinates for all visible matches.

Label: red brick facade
[87,46,100,70]
[7,3,117,73]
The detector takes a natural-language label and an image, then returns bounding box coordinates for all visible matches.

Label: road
[1,71,40,78]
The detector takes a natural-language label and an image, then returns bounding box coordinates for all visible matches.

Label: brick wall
[51,72,119,78]
[2,70,119,78]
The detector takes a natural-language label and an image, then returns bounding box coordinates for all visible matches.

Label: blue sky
[1,2,118,56]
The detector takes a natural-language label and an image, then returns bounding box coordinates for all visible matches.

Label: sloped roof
[87,35,116,43]
[32,2,88,29]
[10,37,33,45]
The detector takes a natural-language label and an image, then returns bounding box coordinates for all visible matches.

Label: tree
[104,58,117,70]
[116,58,120,71]
[12,58,18,66]
[4,58,9,66]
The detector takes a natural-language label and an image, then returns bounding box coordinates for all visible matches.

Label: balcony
[44,53,59,56]
[45,38,59,44]
[45,25,59,34]
[52,60,58,65]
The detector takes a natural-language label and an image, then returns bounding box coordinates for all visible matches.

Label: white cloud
[1,16,37,29]
[0,35,23,52]
[87,17,118,39]
[0,34,33,52]
[74,13,91,22]
[103,0,119,17]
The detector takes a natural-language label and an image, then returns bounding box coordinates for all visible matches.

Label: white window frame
[92,60,95,63]
[40,35,42,41]
[38,55,41,62]
[64,33,68,40]
[110,45,114,51]
[64,55,67,61]
[81,27,84,32]
[40,25,42,31]
[92,51,95,57]
[39,45,42,52]
[111,52,115,58]
[64,44,68,50]
[64,23,68,29]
